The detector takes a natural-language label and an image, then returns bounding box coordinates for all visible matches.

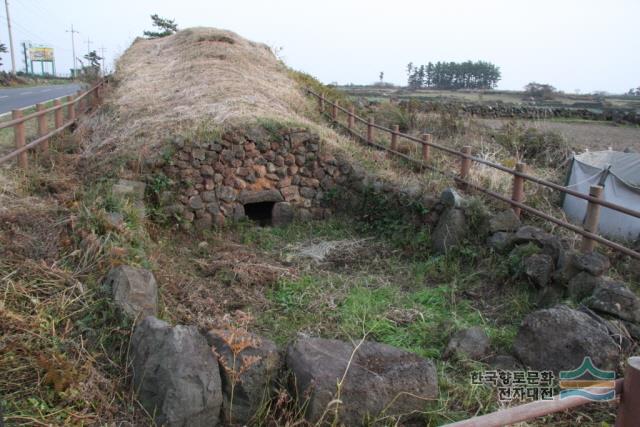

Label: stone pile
[104,265,439,426]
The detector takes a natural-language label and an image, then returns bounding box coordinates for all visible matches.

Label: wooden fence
[309,89,640,425]
[0,79,106,167]
[307,89,640,261]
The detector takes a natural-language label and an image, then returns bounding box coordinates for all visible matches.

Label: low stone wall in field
[402,100,640,125]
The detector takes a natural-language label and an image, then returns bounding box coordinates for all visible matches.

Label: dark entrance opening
[244,201,275,226]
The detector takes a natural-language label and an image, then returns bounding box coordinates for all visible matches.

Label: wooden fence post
[77,90,84,113]
[367,117,374,144]
[511,162,526,218]
[36,103,49,152]
[421,133,431,162]
[54,99,63,128]
[332,102,338,121]
[348,106,355,130]
[580,185,604,253]
[459,146,472,187]
[12,110,27,168]
[617,357,640,427]
[67,95,76,121]
[319,93,325,113]
[391,125,399,152]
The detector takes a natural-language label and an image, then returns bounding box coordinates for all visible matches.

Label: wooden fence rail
[307,89,640,261]
[0,79,106,166]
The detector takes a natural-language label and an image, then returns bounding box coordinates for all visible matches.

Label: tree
[84,50,102,68]
[143,14,178,39]
[0,43,7,67]
[628,87,640,96]
[524,82,556,100]
[379,71,384,82]
[406,60,501,90]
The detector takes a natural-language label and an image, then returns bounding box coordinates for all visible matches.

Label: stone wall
[148,127,356,229]
[401,100,640,125]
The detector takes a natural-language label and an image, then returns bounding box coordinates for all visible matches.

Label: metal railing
[308,89,640,260]
[0,79,106,167]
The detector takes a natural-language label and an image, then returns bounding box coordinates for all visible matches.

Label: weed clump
[492,120,573,167]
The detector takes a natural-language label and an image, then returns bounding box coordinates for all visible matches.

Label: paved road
[0,83,83,114]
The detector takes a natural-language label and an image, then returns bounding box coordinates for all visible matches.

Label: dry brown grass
[82,27,314,155]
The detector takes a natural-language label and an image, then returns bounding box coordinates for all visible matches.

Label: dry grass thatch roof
[83,27,315,154]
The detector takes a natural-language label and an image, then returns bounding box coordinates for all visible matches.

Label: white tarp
[563,151,640,241]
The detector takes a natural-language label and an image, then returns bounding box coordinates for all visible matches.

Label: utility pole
[21,41,28,74]
[66,25,79,78]
[85,37,92,55]
[4,0,16,74]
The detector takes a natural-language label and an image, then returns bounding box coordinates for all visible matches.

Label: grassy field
[338,85,640,109]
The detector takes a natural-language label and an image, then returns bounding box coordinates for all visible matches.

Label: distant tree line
[628,87,640,96]
[406,61,501,90]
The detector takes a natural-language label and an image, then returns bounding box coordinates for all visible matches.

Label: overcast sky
[0,0,638,93]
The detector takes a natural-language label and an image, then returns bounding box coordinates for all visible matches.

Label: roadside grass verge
[0,150,152,425]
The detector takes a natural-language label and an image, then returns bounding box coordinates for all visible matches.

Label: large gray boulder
[443,327,490,360]
[572,252,610,277]
[131,317,223,427]
[489,210,521,233]
[206,329,281,425]
[568,272,605,302]
[586,281,640,323]
[272,202,294,226]
[440,188,464,208]
[286,338,438,425]
[523,254,554,287]
[431,208,467,254]
[514,305,620,373]
[105,265,157,320]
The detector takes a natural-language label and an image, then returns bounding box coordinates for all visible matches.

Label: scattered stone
[131,317,222,427]
[105,211,124,229]
[512,225,549,245]
[432,208,467,254]
[286,338,438,425]
[568,272,604,302]
[572,252,610,277]
[487,232,514,253]
[513,305,619,373]
[105,265,157,320]
[443,327,490,360]
[112,179,146,201]
[536,286,565,308]
[586,281,640,323]
[487,355,522,371]
[440,187,464,208]
[489,210,521,233]
[272,202,294,226]
[523,254,554,287]
[206,330,281,425]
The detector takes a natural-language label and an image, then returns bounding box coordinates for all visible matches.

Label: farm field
[479,118,640,152]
